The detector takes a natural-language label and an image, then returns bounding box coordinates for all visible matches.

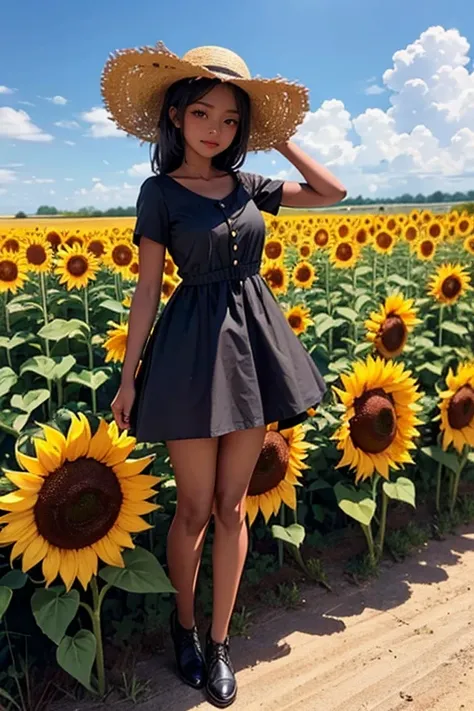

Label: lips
[201,140,219,147]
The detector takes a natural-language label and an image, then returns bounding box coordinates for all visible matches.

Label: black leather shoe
[205,629,237,707]
[169,608,206,689]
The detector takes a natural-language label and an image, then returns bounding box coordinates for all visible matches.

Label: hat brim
[100,46,309,152]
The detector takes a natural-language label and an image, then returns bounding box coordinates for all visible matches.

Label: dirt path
[120,525,474,711]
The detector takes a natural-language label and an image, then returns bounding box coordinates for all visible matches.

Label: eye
[191,109,206,118]
[225,118,239,126]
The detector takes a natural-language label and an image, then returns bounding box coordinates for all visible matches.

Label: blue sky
[1,0,473,214]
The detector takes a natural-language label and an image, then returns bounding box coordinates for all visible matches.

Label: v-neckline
[162,171,240,203]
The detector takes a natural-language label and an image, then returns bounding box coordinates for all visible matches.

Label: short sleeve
[132,176,169,247]
[240,172,284,216]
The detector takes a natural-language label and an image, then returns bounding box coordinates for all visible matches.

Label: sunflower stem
[3,620,26,710]
[83,286,97,414]
[375,488,388,561]
[437,305,444,348]
[39,272,53,418]
[435,460,443,513]
[0,419,19,438]
[383,253,388,286]
[352,267,358,348]
[324,258,333,353]
[3,291,13,369]
[90,577,107,697]
[407,249,413,297]
[449,446,469,517]
[372,252,378,295]
[360,522,376,567]
[278,506,285,568]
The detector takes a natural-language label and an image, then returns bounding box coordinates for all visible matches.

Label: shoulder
[138,174,166,195]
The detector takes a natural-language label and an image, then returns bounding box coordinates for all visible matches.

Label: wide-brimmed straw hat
[100,41,310,151]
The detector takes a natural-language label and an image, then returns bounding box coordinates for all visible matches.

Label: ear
[169,106,180,128]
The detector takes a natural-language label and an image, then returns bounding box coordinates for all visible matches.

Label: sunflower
[264,236,285,261]
[313,228,330,249]
[298,241,314,259]
[426,220,444,240]
[456,216,472,238]
[163,256,179,280]
[161,276,178,303]
[332,356,423,482]
[329,240,359,269]
[122,294,132,308]
[428,263,471,305]
[55,243,100,291]
[336,221,351,240]
[44,230,64,252]
[373,230,396,255]
[1,236,21,254]
[0,413,159,591]
[0,251,29,294]
[103,239,135,277]
[365,294,420,359]
[64,234,85,249]
[262,261,288,295]
[463,235,474,256]
[415,237,437,261]
[354,227,371,247]
[21,235,54,274]
[385,217,398,232]
[285,304,313,335]
[86,236,108,259]
[104,321,128,363]
[292,260,316,289]
[438,362,474,453]
[246,423,309,526]
[127,259,140,281]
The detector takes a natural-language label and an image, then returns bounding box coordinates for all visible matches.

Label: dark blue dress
[128,170,326,442]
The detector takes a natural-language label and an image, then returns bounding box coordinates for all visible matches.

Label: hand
[273,140,292,155]
[111,383,136,431]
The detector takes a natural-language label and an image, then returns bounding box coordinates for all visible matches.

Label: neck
[180,146,214,179]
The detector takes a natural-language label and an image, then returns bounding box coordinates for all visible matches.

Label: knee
[175,497,212,536]
[213,494,247,532]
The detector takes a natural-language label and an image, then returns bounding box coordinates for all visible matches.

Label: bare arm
[274,140,347,208]
[120,237,166,386]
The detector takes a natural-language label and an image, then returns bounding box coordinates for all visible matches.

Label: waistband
[181,261,260,286]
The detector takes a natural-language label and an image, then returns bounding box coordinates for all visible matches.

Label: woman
[102,42,346,708]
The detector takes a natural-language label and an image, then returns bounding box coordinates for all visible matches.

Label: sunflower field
[0,206,473,703]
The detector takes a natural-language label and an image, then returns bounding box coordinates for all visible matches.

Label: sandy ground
[109,525,474,711]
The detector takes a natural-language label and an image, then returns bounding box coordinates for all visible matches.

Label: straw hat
[100,41,310,152]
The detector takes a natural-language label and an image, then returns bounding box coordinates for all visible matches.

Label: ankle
[209,628,228,645]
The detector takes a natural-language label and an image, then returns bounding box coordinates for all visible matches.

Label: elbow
[334,187,347,203]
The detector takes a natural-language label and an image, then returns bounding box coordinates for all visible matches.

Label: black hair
[150,77,251,175]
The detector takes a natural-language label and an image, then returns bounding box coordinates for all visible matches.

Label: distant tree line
[11,189,474,218]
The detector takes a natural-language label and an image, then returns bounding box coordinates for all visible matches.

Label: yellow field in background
[0,216,136,230]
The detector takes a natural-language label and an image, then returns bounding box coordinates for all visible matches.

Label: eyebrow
[194,100,240,114]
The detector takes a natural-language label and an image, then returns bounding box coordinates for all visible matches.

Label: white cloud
[92,177,101,182]
[365,84,385,96]
[54,120,80,129]
[64,177,74,182]
[49,190,56,195]
[23,177,55,184]
[294,25,474,195]
[71,181,137,206]
[103,159,110,165]
[18,101,35,107]
[43,95,68,105]
[0,86,15,95]
[0,107,53,142]
[0,169,17,185]
[80,107,126,138]
[64,140,76,146]
[128,162,152,178]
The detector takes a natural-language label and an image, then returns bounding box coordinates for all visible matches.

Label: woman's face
[171,83,241,158]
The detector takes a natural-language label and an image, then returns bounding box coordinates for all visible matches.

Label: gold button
[233,259,238,266]
[231,230,237,237]
[233,244,238,251]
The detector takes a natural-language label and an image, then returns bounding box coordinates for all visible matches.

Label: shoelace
[178,626,200,654]
[208,639,232,669]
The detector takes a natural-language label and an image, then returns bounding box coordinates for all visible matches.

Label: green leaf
[66,369,109,391]
[355,294,373,312]
[31,587,80,645]
[0,367,18,398]
[354,342,373,356]
[413,336,435,349]
[99,298,127,314]
[99,547,176,593]
[421,445,459,473]
[335,306,359,322]
[440,321,468,337]
[334,482,376,526]
[307,479,332,491]
[355,266,373,278]
[312,504,325,522]
[56,630,96,692]
[0,587,13,620]
[417,362,443,376]
[38,318,90,341]
[271,523,306,548]
[20,355,76,381]
[383,477,416,508]
[0,686,21,709]
[0,333,29,351]
[0,569,28,589]
[387,274,410,287]
[11,389,50,413]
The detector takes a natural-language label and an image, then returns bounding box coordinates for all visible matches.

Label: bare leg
[166,437,218,629]
[211,426,266,643]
